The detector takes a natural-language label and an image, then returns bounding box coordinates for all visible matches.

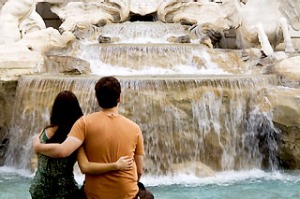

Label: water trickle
[243,108,280,171]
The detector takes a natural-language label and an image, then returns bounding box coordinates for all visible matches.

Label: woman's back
[29,128,79,199]
[29,91,84,199]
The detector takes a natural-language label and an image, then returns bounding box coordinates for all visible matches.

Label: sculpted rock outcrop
[0,0,80,79]
[273,56,300,84]
[158,1,230,47]
[0,43,44,80]
[51,1,130,40]
[19,8,46,36]
[224,0,300,56]
[266,87,300,169]
[130,0,161,16]
[17,28,75,54]
[0,0,36,44]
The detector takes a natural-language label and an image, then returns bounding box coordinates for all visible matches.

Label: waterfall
[4,74,281,175]
[71,22,258,76]
[77,44,229,74]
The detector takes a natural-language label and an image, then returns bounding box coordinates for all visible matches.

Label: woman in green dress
[30,91,133,199]
[29,90,83,199]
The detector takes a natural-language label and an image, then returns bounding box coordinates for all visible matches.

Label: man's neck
[101,107,119,115]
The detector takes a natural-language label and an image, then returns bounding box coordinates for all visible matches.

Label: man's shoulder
[84,112,102,119]
[121,115,140,129]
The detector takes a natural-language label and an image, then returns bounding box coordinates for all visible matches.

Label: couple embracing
[30,76,154,199]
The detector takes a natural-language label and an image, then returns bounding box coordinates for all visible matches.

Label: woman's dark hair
[95,76,121,109]
[46,91,83,144]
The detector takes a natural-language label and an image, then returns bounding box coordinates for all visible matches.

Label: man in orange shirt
[34,76,144,199]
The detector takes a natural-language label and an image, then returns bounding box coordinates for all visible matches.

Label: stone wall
[276,123,300,169]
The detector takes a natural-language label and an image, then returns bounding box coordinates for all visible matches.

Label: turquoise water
[1,167,300,199]
[150,180,300,199]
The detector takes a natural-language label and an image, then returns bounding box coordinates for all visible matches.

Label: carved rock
[167,35,191,43]
[0,0,35,44]
[266,86,300,169]
[273,56,300,87]
[0,44,44,81]
[97,35,112,44]
[17,28,76,54]
[51,1,129,33]
[225,0,297,56]
[130,0,161,16]
[276,123,300,169]
[45,55,91,74]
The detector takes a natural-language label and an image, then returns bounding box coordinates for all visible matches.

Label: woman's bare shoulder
[45,126,58,138]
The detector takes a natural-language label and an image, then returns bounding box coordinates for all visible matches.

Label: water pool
[1,167,300,199]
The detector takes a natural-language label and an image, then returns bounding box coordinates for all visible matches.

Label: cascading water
[74,22,251,76]
[2,20,299,199]
[243,109,281,171]
[4,74,281,175]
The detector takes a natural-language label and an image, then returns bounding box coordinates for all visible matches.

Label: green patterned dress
[29,129,80,199]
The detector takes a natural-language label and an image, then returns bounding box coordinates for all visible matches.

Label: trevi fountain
[1,0,300,198]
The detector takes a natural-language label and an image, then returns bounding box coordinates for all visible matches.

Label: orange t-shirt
[69,111,144,199]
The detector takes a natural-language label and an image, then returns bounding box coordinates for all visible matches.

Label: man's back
[69,111,144,199]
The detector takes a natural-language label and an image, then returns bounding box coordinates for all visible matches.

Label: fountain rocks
[0,0,300,173]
